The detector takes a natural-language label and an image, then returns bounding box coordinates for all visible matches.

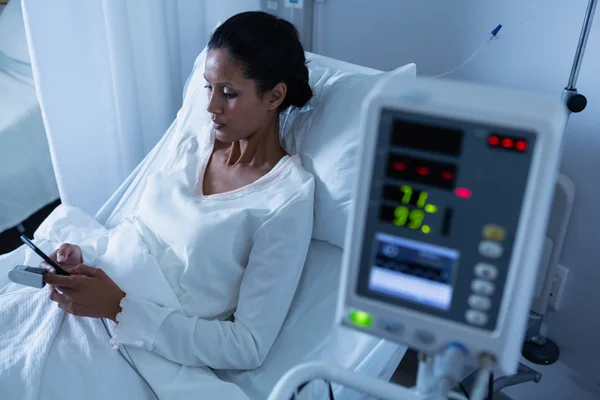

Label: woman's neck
[219,117,285,168]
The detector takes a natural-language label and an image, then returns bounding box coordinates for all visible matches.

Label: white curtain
[21,0,260,216]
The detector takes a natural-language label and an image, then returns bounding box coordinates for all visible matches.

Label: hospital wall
[313,0,600,398]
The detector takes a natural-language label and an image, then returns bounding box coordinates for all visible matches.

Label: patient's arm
[111,199,314,370]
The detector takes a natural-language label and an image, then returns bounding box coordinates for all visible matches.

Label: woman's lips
[213,122,226,130]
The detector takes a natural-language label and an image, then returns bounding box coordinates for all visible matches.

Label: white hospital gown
[106,127,316,369]
[1,126,315,399]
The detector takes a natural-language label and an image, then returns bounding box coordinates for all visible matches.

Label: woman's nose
[206,92,222,114]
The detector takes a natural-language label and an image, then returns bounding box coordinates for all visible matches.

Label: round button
[474,263,498,280]
[414,330,436,345]
[380,320,404,335]
[383,245,399,258]
[465,310,488,326]
[482,224,506,241]
[468,295,492,311]
[479,241,503,259]
[471,279,495,296]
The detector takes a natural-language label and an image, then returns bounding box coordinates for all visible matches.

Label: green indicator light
[349,310,373,328]
[422,225,431,234]
[425,204,438,213]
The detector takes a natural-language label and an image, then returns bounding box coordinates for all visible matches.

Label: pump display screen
[387,153,458,190]
[368,233,460,310]
[379,183,453,236]
[391,120,463,156]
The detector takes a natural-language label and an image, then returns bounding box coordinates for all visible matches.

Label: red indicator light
[515,140,528,151]
[488,135,500,146]
[502,138,514,148]
[455,187,472,199]
[393,162,406,171]
[441,171,454,180]
[416,167,430,176]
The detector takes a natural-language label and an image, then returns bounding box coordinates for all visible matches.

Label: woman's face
[204,49,281,143]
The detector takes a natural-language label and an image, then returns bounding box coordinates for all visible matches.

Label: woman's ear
[267,82,287,111]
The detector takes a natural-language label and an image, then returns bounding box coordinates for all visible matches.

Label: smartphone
[20,235,71,276]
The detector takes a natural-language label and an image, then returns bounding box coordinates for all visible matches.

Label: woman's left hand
[44,265,126,322]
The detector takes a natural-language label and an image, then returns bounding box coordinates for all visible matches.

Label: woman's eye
[204,84,212,91]
[224,92,237,99]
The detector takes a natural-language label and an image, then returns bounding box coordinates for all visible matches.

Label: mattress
[215,239,407,399]
[0,59,59,232]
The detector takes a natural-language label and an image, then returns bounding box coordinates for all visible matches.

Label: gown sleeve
[110,199,314,370]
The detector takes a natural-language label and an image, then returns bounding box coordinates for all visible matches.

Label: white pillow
[0,0,31,64]
[282,62,417,249]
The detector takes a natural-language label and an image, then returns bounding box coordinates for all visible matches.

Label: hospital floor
[0,199,61,254]
[391,349,513,400]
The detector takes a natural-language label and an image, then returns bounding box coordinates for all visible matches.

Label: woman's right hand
[40,243,83,273]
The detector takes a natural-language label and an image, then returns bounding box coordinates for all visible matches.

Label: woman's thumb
[57,245,71,262]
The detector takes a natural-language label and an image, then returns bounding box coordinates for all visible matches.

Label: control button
[479,241,503,259]
[468,295,492,311]
[465,310,489,326]
[471,279,495,296]
[474,263,498,280]
[380,320,404,335]
[482,224,506,242]
[382,244,400,258]
[414,330,436,345]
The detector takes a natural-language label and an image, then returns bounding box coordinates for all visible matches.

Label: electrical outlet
[548,265,569,310]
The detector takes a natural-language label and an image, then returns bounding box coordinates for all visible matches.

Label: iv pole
[522,0,598,366]
[562,0,598,116]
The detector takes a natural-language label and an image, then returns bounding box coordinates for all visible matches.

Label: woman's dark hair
[208,11,313,111]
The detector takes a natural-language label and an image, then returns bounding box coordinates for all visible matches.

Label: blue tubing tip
[447,342,469,355]
[491,24,503,37]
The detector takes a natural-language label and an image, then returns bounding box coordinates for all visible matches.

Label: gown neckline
[193,129,293,200]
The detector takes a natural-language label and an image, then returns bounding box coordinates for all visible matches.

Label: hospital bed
[0,0,59,233]
[88,49,417,399]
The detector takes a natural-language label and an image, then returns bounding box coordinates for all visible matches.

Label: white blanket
[0,208,250,400]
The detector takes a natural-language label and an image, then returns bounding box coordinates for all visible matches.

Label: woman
[0,11,314,400]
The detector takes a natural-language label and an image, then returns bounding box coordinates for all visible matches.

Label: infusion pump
[337,76,566,375]
[268,76,566,400]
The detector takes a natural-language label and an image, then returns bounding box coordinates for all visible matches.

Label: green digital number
[400,185,413,205]
[408,209,425,230]
[417,191,429,208]
[393,206,409,226]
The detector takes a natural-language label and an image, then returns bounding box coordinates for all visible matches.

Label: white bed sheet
[0,65,59,232]
[215,239,407,399]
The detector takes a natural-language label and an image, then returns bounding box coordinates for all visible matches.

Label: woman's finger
[44,274,78,288]
[49,286,70,305]
[56,244,73,263]
[70,264,100,277]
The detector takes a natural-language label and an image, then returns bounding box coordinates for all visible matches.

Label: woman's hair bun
[285,65,312,109]
[208,11,314,112]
